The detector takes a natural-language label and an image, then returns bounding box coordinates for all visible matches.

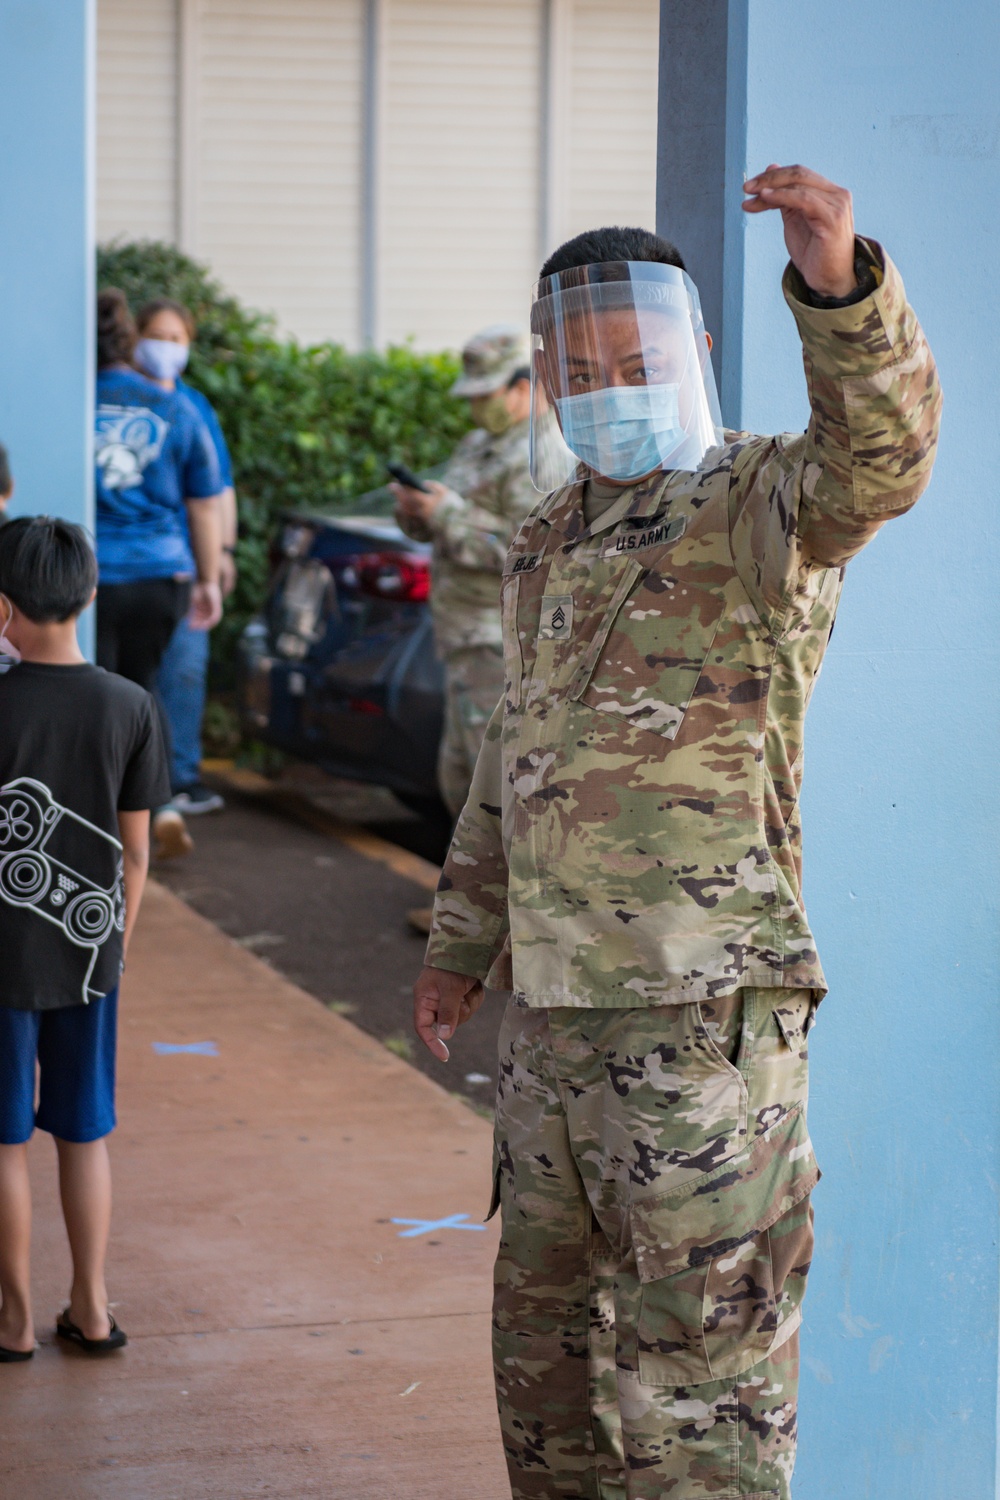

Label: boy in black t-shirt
[0,517,170,1360]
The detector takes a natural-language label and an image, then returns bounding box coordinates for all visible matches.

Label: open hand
[188,579,223,630]
[413,964,485,1061]
[743,164,856,299]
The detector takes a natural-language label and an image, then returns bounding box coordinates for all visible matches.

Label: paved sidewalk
[2,881,508,1499]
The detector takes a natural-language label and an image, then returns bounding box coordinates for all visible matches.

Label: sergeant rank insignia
[539,595,573,640]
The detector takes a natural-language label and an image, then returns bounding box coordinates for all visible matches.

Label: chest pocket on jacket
[568,559,725,741]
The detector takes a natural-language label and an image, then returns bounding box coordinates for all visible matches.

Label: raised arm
[731,165,942,614]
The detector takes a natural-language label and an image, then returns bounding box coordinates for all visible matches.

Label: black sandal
[56,1311,127,1354]
[0,1343,34,1363]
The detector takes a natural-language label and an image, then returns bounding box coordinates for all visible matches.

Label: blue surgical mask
[135,337,190,383]
[555,384,686,482]
[0,595,21,663]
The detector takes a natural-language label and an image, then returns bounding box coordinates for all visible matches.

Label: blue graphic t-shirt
[176,380,233,488]
[95,368,223,584]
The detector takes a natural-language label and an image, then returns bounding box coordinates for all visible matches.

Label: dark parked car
[237,509,445,808]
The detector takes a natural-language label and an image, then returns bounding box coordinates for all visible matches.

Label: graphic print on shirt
[0,778,125,1003]
[95,404,169,492]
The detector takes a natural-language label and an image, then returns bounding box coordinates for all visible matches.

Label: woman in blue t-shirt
[94,291,224,853]
[132,297,237,816]
[94,290,223,691]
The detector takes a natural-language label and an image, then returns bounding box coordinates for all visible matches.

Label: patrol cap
[451,324,530,397]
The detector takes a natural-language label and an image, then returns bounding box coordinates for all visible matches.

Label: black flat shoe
[56,1311,127,1355]
[0,1343,34,1363]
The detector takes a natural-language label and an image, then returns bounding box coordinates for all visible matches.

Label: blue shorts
[0,987,118,1145]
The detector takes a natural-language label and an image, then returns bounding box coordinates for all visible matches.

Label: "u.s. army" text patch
[602,515,687,558]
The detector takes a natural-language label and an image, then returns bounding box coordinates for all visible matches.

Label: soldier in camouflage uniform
[413,166,942,1498]
[393,325,538,819]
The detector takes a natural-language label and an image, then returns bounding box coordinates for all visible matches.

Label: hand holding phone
[386,460,432,493]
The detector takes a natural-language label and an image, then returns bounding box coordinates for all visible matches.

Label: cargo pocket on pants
[628,1103,819,1385]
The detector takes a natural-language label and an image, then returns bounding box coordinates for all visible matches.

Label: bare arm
[184,497,223,628]
[117,809,151,957]
[218,486,238,597]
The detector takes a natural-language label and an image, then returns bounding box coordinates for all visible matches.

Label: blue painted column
[704,3,999,1495]
[0,0,95,653]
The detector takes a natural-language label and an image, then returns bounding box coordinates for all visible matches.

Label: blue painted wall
[724,2,1000,1494]
[0,0,95,651]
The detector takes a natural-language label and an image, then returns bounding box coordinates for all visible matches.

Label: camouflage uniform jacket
[425,245,942,1007]
[398,419,536,657]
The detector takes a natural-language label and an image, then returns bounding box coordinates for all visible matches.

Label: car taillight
[356,552,430,603]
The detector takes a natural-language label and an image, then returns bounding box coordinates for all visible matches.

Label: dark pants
[97,578,191,775]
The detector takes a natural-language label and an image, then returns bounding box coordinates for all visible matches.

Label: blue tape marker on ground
[151,1041,219,1057]
[390,1213,487,1238]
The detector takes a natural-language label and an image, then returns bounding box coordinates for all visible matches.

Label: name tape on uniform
[602,515,687,558]
[539,595,573,640]
[507,551,543,575]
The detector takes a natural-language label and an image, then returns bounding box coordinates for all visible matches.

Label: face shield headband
[528,261,723,492]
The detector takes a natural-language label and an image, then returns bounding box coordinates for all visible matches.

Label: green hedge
[97,240,472,679]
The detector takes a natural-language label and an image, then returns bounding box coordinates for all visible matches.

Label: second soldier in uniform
[392,325,537,823]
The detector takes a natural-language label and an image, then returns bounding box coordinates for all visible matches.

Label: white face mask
[135,337,190,383]
[0,595,21,662]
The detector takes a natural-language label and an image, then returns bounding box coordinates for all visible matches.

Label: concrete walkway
[2,881,508,1499]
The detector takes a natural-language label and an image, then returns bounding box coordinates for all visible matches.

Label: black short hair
[97,287,137,369]
[0,443,10,497]
[0,516,98,623]
[507,365,531,388]
[539,226,686,281]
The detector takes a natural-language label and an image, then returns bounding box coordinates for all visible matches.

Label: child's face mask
[0,595,21,662]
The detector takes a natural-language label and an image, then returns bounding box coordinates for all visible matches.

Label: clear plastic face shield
[528,261,724,492]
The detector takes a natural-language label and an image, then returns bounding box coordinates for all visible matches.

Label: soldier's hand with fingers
[390,480,448,526]
[743,163,857,298]
[413,964,485,1062]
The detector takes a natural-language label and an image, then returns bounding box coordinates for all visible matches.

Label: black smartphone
[386,460,432,493]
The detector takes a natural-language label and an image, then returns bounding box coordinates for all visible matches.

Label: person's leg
[99,578,186,747]
[95,583,124,674]
[102,580,197,856]
[492,999,625,1500]
[54,1138,113,1341]
[437,645,505,819]
[36,988,119,1341]
[437,658,471,821]
[155,613,210,793]
[0,1006,42,1354]
[501,994,817,1499]
[599,991,817,1500]
[113,578,191,692]
[0,1146,34,1353]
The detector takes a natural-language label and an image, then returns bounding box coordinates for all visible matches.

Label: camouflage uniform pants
[490,988,819,1500]
[438,644,505,818]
